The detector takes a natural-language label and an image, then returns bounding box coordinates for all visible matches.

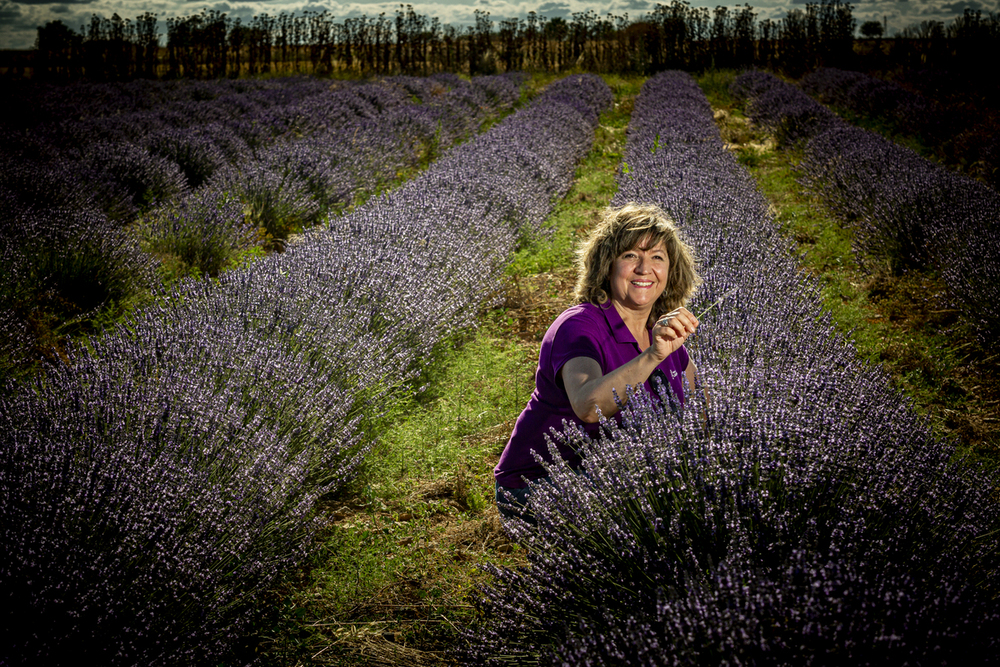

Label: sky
[1,0,997,51]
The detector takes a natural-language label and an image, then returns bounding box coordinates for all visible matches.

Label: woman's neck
[612,301,652,348]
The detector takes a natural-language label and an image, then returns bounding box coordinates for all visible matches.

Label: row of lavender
[730,70,1000,345]
[799,67,1000,191]
[5,73,525,201]
[4,74,523,237]
[460,71,1000,664]
[799,67,938,136]
[0,74,613,666]
[0,73,524,375]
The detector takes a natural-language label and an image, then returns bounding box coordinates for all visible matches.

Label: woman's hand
[650,307,699,361]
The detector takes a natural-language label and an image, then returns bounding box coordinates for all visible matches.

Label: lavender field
[732,70,1000,346]
[799,67,1000,192]
[2,67,998,666]
[461,72,1000,665]
[1,72,526,376]
[0,73,611,665]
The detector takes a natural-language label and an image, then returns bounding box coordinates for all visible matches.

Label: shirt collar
[599,301,643,347]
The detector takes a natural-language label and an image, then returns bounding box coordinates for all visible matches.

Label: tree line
[18,2,1000,81]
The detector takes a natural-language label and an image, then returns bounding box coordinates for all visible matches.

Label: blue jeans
[495,480,537,523]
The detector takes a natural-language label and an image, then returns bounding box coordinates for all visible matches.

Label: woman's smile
[610,241,669,313]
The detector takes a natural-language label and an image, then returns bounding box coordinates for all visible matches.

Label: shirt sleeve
[547,309,605,382]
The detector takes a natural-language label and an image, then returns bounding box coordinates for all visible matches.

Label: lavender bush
[461,71,1000,665]
[1,73,611,666]
[0,199,155,322]
[1,156,108,221]
[146,125,235,189]
[79,140,190,218]
[209,162,321,246]
[729,70,838,145]
[799,67,940,136]
[140,188,258,277]
[732,70,1000,343]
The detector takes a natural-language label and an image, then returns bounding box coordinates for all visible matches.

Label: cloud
[939,0,986,10]
[0,0,49,43]
[536,1,569,16]
[0,0,23,18]
[612,0,653,10]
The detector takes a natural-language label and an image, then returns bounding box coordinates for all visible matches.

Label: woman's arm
[686,356,709,406]
[562,307,698,423]
[685,357,698,396]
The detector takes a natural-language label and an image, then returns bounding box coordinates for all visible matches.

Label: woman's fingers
[655,307,699,338]
[649,308,697,359]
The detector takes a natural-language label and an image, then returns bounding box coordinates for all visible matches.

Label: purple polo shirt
[495,301,689,489]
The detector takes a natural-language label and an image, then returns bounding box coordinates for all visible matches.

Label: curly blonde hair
[574,203,701,328]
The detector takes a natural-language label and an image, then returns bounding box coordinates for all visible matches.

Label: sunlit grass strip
[460,70,1000,666]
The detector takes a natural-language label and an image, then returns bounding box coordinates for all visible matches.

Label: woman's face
[609,239,670,314]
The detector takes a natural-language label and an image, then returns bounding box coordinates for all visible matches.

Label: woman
[494,203,701,521]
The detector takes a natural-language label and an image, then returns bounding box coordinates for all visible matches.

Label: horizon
[1,0,997,51]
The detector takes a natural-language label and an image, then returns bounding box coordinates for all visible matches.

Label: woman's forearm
[562,348,664,422]
[562,308,698,423]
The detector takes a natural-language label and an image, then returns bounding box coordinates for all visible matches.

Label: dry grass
[501,267,578,343]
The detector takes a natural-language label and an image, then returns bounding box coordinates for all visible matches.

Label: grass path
[258,69,997,666]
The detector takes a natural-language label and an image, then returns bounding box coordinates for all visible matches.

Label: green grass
[696,68,739,109]
[366,332,537,501]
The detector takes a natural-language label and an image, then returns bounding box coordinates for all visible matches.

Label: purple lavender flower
[141,188,257,277]
[80,140,190,217]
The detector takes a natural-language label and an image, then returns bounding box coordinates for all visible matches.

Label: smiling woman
[494,203,702,522]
